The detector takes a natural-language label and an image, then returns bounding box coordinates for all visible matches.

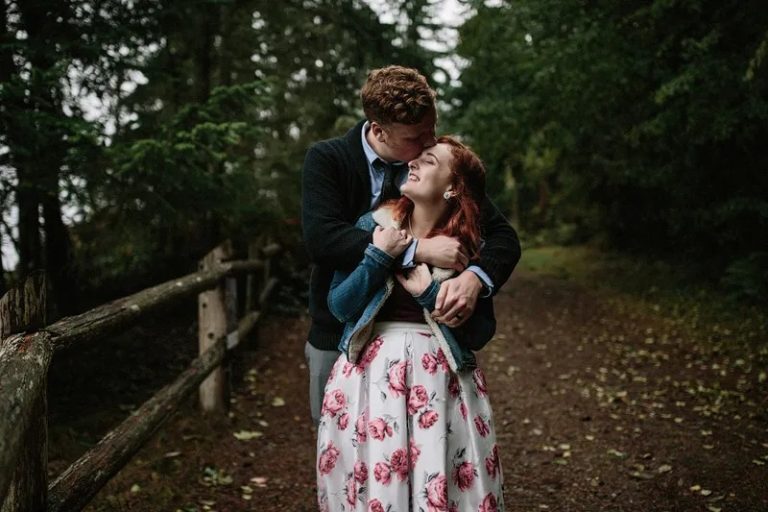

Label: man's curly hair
[361,66,436,126]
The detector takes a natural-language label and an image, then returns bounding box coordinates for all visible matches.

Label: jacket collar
[345,119,371,188]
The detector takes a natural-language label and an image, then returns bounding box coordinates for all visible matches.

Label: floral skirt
[316,322,504,512]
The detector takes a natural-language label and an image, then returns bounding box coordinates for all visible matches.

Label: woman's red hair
[391,135,486,260]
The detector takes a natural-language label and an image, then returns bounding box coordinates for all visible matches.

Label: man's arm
[433,195,521,326]
[301,143,371,270]
[474,194,521,293]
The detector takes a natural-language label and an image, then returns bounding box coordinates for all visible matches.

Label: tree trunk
[42,194,78,316]
[17,0,77,317]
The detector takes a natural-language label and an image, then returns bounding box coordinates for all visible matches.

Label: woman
[317,136,504,512]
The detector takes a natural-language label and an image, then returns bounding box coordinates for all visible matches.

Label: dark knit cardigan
[301,120,521,351]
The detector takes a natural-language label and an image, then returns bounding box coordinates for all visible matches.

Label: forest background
[1,0,767,317]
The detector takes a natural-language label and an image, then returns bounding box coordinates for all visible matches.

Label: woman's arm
[327,244,395,323]
[397,265,496,351]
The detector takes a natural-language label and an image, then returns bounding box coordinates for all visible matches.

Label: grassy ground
[519,245,768,368]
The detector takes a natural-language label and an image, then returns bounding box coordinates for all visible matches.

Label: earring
[443,191,453,200]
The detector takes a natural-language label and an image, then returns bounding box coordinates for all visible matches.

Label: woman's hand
[373,226,412,258]
[395,263,432,296]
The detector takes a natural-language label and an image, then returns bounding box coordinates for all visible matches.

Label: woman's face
[400,143,454,204]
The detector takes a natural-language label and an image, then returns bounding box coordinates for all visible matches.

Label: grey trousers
[304,341,341,425]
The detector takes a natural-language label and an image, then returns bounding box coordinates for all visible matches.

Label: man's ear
[370,122,387,143]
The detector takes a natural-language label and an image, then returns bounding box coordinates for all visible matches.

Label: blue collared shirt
[360,122,494,296]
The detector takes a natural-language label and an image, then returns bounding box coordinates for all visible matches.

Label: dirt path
[57,271,766,511]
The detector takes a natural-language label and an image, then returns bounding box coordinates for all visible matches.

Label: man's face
[375,109,437,162]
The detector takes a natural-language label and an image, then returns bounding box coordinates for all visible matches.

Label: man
[301,65,520,424]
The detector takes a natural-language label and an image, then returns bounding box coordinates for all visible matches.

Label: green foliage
[2,0,440,297]
[722,252,768,303]
[449,0,768,300]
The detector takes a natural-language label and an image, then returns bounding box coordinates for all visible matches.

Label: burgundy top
[377,278,427,323]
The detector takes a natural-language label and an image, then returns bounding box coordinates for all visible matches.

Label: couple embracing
[301,66,520,511]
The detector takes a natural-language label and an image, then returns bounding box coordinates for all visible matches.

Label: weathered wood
[0,272,47,339]
[258,277,279,310]
[198,243,231,413]
[245,242,260,312]
[47,337,227,512]
[0,332,52,511]
[261,243,281,258]
[45,258,264,352]
[236,310,261,343]
[0,273,50,511]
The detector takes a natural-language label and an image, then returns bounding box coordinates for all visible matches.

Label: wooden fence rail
[0,241,281,512]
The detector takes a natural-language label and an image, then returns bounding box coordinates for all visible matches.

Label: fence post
[0,273,50,512]
[198,242,232,413]
[245,241,260,313]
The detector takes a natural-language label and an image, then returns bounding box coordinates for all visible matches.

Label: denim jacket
[327,207,497,373]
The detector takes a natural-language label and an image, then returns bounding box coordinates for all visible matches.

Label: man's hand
[395,263,432,296]
[372,226,412,258]
[415,235,468,272]
[432,270,482,327]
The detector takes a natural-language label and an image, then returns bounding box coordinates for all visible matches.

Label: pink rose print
[358,335,384,371]
[354,460,368,483]
[407,384,429,414]
[368,417,394,440]
[449,505,459,512]
[459,401,468,420]
[390,448,409,481]
[452,461,476,492]
[474,415,490,437]
[317,441,340,475]
[368,499,385,512]
[448,374,460,398]
[478,492,498,512]
[374,461,391,485]
[425,474,448,512]
[485,445,500,479]
[418,409,439,430]
[409,439,421,469]
[346,474,357,506]
[355,408,369,443]
[473,368,488,396]
[338,412,350,430]
[342,361,355,377]
[436,348,450,372]
[387,360,409,397]
[321,388,346,417]
[346,475,357,507]
[422,353,438,374]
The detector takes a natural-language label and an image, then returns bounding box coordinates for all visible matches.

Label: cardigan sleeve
[413,280,497,351]
[301,143,372,270]
[474,195,521,295]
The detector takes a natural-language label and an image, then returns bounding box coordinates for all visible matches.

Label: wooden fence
[0,240,280,512]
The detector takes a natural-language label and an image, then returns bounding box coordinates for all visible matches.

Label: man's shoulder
[308,120,366,157]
